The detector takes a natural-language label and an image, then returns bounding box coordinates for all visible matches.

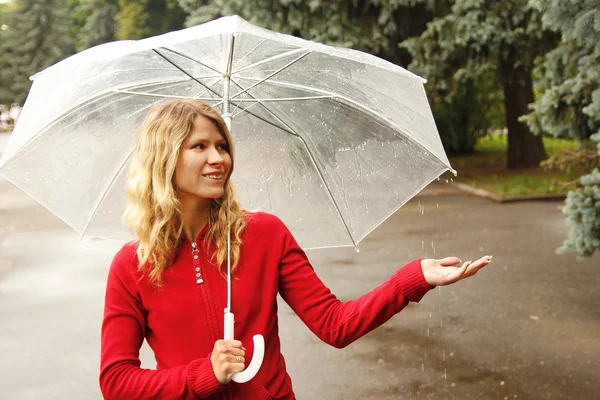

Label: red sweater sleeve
[276,220,433,349]
[99,245,224,399]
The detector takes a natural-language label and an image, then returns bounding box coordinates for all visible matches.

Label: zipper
[191,238,227,400]
[191,241,204,284]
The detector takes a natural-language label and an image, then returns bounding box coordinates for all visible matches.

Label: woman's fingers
[457,256,492,280]
[211,340,247,384]
[446,260,471,283]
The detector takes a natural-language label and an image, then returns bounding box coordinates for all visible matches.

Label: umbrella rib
[232,96,333,102]
[153,49,223,101]
[159,47,224,76]
[113,76,224,100]
[296,135,359,248]
[113,90,206,100]
[229,77,300,137]
[231,38,269,72]
[230,51,311,100]
[232,48,310,75]
[80,147,135,239]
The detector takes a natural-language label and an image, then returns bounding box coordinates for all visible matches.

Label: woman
[99,99,492,399]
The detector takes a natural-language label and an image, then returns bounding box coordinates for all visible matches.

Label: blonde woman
[99,99,492,399]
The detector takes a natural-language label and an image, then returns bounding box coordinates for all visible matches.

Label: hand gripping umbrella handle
[224,311,265,383]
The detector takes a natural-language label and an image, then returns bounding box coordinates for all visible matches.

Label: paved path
[0,132,598,399]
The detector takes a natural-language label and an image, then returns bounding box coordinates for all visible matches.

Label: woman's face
[174,115,232,203]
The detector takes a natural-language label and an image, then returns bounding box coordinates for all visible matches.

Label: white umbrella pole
[222,33,265,384]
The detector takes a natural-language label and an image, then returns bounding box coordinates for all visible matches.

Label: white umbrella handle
[224,312,265,383]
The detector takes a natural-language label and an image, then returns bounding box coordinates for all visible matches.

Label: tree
[522,0,599,142]
[1,0,74,104]
[70,0,119,51]
[116,0,186,40]
[524,0,600,258]
[178,0,444,68]
[404,0,557,168]
[0,0,18,104]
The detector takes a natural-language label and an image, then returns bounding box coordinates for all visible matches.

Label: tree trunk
[500,60,547,169]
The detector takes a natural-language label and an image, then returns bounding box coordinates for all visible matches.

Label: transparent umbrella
[0,15,454,249]
[0,15,455,383]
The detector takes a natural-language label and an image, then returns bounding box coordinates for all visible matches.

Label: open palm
[421,256,493,286]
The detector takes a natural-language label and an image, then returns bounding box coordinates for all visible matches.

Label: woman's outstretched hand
[421,255,492,287]
[210,339,246,385]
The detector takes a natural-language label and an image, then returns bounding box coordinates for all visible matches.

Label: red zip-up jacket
[100,212,432,399]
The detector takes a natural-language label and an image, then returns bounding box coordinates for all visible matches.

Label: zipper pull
[191,241,203,284]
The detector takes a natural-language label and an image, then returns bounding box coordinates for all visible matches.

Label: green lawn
[446,135,581,197]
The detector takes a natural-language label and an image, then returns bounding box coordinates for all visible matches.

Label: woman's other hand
[421,256,492,287]
[210,339,246,385]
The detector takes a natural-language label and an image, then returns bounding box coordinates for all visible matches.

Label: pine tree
[522,0,599,142]
[403,0,557,168]
[178,0,442,68]
[0,0,17,104]
[3,0,74,104]
[116,0,186,40]
[525,0,600,258]
[72,0,119,51]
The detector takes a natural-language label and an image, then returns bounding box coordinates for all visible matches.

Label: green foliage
[403,0,552,101]
[178,0,441,66]
[559,165,600,258]
[1,0,74,104]
[116,0,149,39]
[522,0,600,141]
[0,1,18,104]
[433,74,504,154]
[116,0,186,40]
[403,0,555,166]
[522,1,600,258]
[72,0,119,51]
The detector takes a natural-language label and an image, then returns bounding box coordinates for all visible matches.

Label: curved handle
[224,312,264,383]
[232,334,265,383]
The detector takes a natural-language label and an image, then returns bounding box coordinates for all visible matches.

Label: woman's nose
[207,146,224,164]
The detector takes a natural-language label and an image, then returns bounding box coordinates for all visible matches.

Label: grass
[445,135,582,197]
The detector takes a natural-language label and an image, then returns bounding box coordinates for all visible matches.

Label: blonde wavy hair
[123,99,246,286]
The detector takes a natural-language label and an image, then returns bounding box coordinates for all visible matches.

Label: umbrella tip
[354,246,360,254]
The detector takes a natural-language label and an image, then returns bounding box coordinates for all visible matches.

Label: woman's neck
[180,196,212,242]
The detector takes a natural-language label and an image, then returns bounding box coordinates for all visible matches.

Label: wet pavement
[1,130,599,399]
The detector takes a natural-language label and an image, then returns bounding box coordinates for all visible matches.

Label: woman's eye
[193,143,206,149]
[218,144,229,151]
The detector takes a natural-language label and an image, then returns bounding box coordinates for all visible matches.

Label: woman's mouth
[203,174,224,181]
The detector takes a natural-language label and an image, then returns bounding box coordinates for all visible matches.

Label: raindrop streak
[443,350,446,361]
[444,368,447,380]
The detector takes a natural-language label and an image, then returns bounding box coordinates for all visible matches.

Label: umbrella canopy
[0,15,454,249]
